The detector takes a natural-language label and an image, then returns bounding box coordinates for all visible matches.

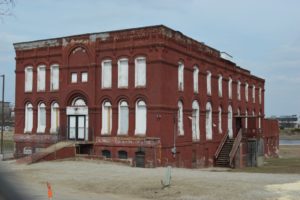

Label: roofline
[13,24,220,54]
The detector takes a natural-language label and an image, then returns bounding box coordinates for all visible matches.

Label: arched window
[135,57,146,87]
[237,80,241,100]
[205,102,212,140]
[237,108,241,116]
[193,66,199,93]
[245,109,248,129]
[50,64,59,91]
[178,101,184,135]
[178,62,184,91]
[118,100,129,135]
[228,105,233,138]
[50,102,59,133]
[37,103,46,133]
[218,106,222,133]
[25,66,33,92]
[245,82,249,102]
[118,150,128,159]
[37,65,46,91]
[259,87,262,104]
[228,77,232,99]
[258,111,262,129]
[102,150,111,158]
[192,101,200,141]
[207,71,212,95]
[102,101,112,135]
[24,103,33,132]
[252,85,256,103]
[118,58,129,88]
[102,60,112,88]
[72,98,86,106]
[135,100,147,135]
[218,75,223,97]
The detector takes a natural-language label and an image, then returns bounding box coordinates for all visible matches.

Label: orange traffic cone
[46,182,53,200]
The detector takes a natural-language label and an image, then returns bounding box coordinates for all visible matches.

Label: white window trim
[135,57,146,88]
[118,100,129,135]
[37,65,46,92]
[192,100,200,141]
[237,81,241,100]
[118,58,129,88]
[25,66,33,92]
[101,101,112,135]
[101,60,112,89]
[178,101,184,135]
[218,106,222,133]
[228,77,232,99]
[50,64,59,91]
[50,102,59,133]
[245,83,249,102]
[218,75,223,97]
[37,103,46,133]
[252,85,256,103]
[135,100,147,135]
[205,102,212,140]
[207,71,212,96]
[24,103,33,133]
[193,66,199,94]
[178,62,184,91]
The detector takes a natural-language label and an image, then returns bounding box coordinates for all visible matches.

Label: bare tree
[0,0,14,17]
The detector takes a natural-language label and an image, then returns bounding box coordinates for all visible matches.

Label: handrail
[214,130,229,159]
[229,129,242,167]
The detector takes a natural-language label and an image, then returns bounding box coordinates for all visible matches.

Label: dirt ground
[1,156,299,200]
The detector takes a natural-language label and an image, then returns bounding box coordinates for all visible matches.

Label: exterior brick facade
[13,25,277,168]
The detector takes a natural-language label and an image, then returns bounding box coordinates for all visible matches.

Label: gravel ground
[1,159,300,200]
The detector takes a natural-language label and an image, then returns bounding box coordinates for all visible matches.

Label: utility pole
[1,74,5,155]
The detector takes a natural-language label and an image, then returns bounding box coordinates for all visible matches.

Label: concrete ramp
[16,141,75,164]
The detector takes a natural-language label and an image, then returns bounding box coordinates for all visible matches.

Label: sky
[0,0,299,117]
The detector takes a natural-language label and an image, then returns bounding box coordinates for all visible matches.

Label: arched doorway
[66,97,88,140]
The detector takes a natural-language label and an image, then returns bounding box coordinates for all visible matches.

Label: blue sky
[0,0,299,116]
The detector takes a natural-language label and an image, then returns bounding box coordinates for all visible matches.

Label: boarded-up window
[192,101,200,141]
[228,77,232,99]
[50,65,59,90]
[50,102,59,133]
[193,66,199,93]
[135,57,146,87]
[237,80,241,100]
[25,67,33,92]
[118,101,128,135]
[178,101,184,135]
[206,102,212,140]
[118,58,128,88]
[178,62,184,91]
[218,106,222,133]
[245,82,249,102]
[218,75,222,97]
[135,100,147,135]
[207,71,212,95]
[37,65,46,91]
[37,103,46,133]
[102,60,112,88]
[81,72,88,82]
[102,101,112,135]
[24,103,33,132]
[259,87,262,104]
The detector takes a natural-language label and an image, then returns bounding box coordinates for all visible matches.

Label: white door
[69,116,76,139]
[78,116,85,140]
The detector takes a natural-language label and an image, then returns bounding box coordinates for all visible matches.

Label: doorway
[68,115,86,140]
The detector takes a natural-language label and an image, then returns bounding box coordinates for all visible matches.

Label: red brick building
[13,25,279,168]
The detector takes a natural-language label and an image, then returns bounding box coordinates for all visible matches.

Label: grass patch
[232,158,300,174]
